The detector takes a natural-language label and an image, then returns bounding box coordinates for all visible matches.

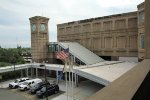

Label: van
[18,78,42,91]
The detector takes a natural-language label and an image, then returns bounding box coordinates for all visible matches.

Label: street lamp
[40,61,48,100]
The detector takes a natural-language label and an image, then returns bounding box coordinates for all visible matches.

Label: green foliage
[0,47,31,67]
[0,62,12,67]
[0,70,21,81]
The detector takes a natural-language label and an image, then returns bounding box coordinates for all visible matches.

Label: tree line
[0,46,31,67]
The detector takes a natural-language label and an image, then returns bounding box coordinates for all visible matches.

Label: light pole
[13,62,15,72]
[13,62,16,78]
[12,56,16,78]
[40,61,48,100]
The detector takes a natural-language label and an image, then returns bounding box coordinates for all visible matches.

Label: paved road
[0,79,104,100]
[0,88,28,100]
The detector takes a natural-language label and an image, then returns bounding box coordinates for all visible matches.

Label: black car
[29,81,50,94]
[51,84,59,93]
[36,84,59,98]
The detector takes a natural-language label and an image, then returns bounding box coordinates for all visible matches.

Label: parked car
[9,77,30,88]
[29,81,50,94]
[18,78,42,91]
[36,84,59,98]
[51,83,59,93]
[30,79,43,88]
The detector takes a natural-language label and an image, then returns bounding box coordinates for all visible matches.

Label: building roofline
[137,2,145,8]
[57,11,137,26]
[29,16,49,21]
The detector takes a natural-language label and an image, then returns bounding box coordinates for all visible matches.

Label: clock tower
[29,16,49,63]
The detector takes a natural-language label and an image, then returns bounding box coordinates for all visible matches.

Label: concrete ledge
[88,59,150,100]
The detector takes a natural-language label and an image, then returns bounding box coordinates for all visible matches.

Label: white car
[18,78,42,91]
[9,77,30,88]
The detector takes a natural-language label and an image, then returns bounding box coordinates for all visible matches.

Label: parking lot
[0,78,104,100]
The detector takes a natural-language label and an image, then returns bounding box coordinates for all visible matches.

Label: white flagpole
[69,60,71,100]
[65,59,68,100]
[68,45,71,100]
[70,57,74,100]
[72,65,74,100]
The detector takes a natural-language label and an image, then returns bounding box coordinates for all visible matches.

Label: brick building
[30,2,145,63]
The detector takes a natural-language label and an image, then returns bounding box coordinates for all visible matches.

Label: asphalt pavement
[0,78,104,100]
[0,88,28,100]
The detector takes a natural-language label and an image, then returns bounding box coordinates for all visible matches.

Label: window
[103,21,112,31]
[140,34,144,49]
[115,19,126,29]
[74,25,81,33]
[93,22,101,31]
[128,18,137,28]
[58,28,65,34]
[83,24,91,33]
[66,27,72,34]
[116,36,126,49]
[129,36,137,49]
[104,37,113,48]
[139,11,144,23]
[48,44,58,52]
[93,38,101,50]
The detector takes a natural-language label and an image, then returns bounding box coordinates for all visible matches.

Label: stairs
[58,42,104,65]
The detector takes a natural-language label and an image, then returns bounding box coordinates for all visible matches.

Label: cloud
[0,0,144,48]
[96,0,144,7]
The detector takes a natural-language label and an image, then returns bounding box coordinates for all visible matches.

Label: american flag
[56,48,69,60]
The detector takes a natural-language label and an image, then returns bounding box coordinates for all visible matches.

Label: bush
[0,62,12,67]
[0,71,21,81]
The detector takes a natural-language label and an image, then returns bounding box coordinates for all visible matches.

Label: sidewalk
[0,80,14,88]
[52,80,104,100]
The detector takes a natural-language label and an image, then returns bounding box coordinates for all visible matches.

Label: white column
[21,69,23,78]
[56,71,59,83]
[31,68,33,77]
[69,71,71,89]
[65,71,68,100]
[36,68,38,78]
[74,73,77,87]
[72,71,74,100]
[76,74,79,87]
[73,56,75,62]
[26,68,28,77]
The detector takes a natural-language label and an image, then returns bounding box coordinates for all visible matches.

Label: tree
[0,47,30,67]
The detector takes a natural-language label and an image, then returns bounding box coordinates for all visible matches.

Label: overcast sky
[0,0,144,48]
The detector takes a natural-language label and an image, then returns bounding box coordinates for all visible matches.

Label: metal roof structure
[0,61,137,86]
